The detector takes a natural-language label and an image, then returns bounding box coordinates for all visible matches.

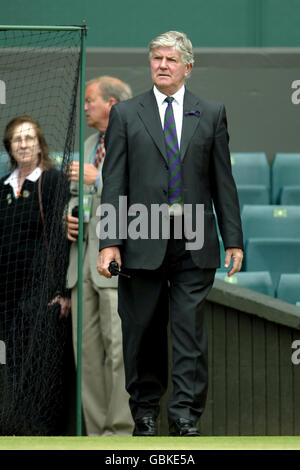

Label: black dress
[0,167,70,435]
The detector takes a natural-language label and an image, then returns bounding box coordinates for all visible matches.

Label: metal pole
[76,21,87,437]
[0,25,83,31]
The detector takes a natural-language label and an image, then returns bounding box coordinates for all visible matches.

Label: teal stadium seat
[276,274,300,304]
[236,184,270,210]
[280,186,300,205]
[0,152,9,178]
[71,151,79,161]
[49,151,79,167]
[230,152,270,187]
[271,153,300,204]
[242,205,300,240]
[244,238,300,286]
[215,271,274,296]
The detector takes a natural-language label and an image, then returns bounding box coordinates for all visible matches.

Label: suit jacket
[67,132,117,288]
[100,88,243,270]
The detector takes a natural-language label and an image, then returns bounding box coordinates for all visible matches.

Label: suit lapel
[137,89,202,164]
[137,90,168,163]
[180,90,202,161]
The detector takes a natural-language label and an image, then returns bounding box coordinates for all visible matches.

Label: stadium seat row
[217,203,300,299]
[218,235,300,284]
[231,152,300,207]
[1,150,298,206]
[215,271,300,306]
[241,204,300,240]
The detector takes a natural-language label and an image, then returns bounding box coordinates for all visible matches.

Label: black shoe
[169,418,200,436]
[133,417,158,436]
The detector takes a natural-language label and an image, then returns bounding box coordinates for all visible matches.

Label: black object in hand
[108,261,130,278]
[72,206,79,218]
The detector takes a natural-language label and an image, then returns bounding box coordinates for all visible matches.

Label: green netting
[0,28,82,435]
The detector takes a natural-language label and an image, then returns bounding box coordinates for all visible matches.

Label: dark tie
[163,97,182,205]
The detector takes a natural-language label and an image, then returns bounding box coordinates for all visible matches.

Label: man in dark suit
[97,31,243,437]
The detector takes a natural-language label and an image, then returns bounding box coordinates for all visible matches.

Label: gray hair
[86,76,132,102]
[149,31,194,65]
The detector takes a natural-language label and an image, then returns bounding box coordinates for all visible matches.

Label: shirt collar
[4,167,42,196]
[153,84,185,107]
[4,166,42,185]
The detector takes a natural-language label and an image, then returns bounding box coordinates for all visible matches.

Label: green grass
[0,436,300,450]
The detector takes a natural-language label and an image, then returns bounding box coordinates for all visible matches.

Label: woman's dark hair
[3,115,54,170]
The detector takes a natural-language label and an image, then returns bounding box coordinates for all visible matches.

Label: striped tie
[163,97,182,205]
[94,133,105,169]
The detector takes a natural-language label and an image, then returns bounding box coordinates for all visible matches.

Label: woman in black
[0,115,70,435]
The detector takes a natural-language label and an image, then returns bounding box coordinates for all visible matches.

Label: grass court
[0,436,300,450]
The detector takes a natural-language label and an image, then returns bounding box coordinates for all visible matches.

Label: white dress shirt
[153,84,185,147]
[153,85,185,215]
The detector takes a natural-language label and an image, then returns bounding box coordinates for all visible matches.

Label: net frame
[0,23,86,436]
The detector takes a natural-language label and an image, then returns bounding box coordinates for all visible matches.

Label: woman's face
[10,122,41,169]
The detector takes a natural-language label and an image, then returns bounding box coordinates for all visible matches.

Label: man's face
[150,46,192,95]
[85,82,110,132]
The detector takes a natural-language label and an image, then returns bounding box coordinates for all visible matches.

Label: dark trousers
[118,222,216,424]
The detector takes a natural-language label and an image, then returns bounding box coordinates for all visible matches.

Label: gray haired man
[97,33,243,436]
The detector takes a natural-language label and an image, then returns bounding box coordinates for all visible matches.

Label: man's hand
[97,246,122,279]
[224,247,243,276]
[66,213,79,242]
[49,295,71,319]
[68,162,99,186]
